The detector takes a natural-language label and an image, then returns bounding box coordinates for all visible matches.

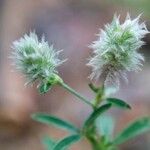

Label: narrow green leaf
[113,117,150,145]
[42,136,56,150]
[96,115,115,141]
[32,113,79,133]
[88,83,99,93]
[53,135,81,150]
[107,98,131,109]
[84,103,112,127]
[39,82,52,94]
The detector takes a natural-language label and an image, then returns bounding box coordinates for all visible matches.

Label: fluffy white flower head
[12,32,64,85]
[88,14,149,88]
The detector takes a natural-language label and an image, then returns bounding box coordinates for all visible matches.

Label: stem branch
[59,82,94,108]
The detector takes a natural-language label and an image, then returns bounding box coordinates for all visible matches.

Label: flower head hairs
[12,32,64,87]
[88,14,149,88]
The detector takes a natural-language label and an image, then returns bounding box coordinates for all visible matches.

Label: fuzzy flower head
[12,32,64,88]
[88,14,149,88]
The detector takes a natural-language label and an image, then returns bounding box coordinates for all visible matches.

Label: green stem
[85,126,106,150]
[59,82,94,108]
[87,132,110,150]
[87,136,101,150]
[93,84,104,109]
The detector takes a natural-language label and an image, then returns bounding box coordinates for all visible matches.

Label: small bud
[12,32,64,89]
[88,14,149,88]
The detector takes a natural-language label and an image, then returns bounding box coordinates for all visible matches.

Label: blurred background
[0,0,150,149]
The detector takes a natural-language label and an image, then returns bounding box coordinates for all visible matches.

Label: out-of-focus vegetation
[107,0,150,17]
